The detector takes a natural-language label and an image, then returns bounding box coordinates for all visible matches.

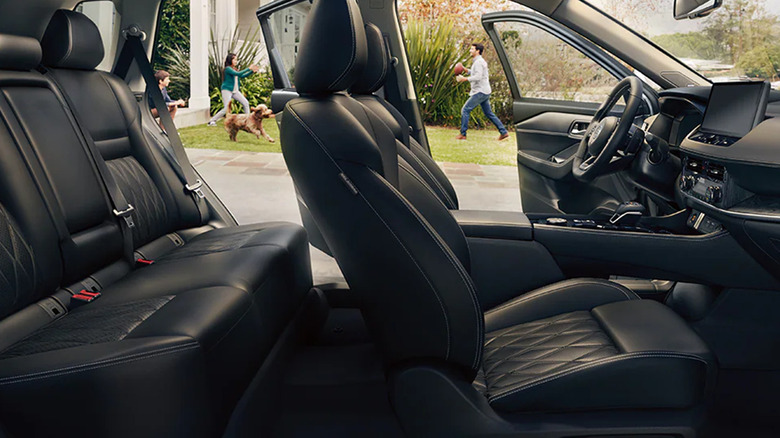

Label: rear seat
[0,18,312,438]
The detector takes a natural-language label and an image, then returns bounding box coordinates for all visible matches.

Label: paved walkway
[186,148,521,281]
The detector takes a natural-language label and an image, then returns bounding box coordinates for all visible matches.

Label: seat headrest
[350,23,389,95]
[0,35,42,71]
[294,0,367,95]
[41,10,104,70]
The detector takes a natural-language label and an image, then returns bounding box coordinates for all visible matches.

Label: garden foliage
[208,26,272,113]
[405,20,513,128]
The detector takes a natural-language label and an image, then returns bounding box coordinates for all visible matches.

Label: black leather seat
[280,0,715,434]
[0,24,313,437]
[350,23,459,210]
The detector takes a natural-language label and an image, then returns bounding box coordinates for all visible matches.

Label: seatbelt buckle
[113,204,136,228]
[185,179,206,199]
[136,258,154,267]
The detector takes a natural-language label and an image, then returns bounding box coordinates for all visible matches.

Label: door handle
[569,121,589,137]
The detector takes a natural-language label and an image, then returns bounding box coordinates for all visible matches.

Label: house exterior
[185,0,309,126]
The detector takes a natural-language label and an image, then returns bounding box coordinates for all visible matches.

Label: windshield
[586,0,780,89]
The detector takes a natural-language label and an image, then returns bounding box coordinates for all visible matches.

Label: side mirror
[674,0,722,20]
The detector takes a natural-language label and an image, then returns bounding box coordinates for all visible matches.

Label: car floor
[269,308,405,437]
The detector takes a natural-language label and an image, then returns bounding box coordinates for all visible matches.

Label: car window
[494,21,618,103]
[74,1,120,71]
[268,3,312,87]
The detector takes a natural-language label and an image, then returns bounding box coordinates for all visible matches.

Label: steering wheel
[572,76,643,182]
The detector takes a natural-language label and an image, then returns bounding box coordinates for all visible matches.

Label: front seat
[350,23,459,210]
[280,0,715,436]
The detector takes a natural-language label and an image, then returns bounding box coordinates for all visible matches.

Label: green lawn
[180,120,516,166]
[180,120,283,153]
[425,125,516,166]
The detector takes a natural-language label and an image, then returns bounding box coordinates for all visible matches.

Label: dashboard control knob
[705,186,722,203]
[680,175,695,191]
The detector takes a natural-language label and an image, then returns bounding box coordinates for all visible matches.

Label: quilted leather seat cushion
[478,311,618,398]
[477,296,715,413]
[0,286,263,437]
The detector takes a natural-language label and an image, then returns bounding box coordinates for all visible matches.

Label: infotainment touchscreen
[699,81,770,138]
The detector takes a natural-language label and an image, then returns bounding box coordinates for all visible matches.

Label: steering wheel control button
[545,217,568,226]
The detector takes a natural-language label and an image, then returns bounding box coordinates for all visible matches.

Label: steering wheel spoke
[572,77,643,182]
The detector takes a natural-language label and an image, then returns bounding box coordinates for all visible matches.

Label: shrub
[159,44,190,102]
[210,70,274,115]
[405,20,514,129]
[208,26,267,113]
[405,19,471,126]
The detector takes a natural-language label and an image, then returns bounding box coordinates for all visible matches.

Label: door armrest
[452,210,532,241]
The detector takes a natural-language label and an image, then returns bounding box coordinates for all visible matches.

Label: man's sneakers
[455,134,467,140]
[497,132,510,141]
[207,121,217,127]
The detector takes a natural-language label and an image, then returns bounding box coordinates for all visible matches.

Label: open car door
[482,11,657,216]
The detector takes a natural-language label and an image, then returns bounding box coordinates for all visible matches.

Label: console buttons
[546,217,568,226]
[705,186,722,204]
[572,219,597,229]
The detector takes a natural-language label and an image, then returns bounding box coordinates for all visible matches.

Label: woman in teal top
[208,53,259,126]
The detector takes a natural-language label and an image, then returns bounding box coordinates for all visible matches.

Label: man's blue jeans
[460,92,508,136]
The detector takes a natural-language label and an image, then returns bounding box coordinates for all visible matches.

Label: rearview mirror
[674,0,722,20]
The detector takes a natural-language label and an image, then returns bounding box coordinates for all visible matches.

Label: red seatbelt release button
[136,258,155,266]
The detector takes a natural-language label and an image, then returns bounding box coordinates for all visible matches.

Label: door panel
[483,11,646,215]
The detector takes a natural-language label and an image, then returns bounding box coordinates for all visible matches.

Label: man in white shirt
[455,43,509,141]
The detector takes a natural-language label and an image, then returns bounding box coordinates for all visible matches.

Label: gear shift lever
[610,201,646,226]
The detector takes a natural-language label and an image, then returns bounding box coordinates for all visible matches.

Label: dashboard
[640,83,780,268]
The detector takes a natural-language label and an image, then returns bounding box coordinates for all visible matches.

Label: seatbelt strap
[43,69,137,265]
[114,34,210,223]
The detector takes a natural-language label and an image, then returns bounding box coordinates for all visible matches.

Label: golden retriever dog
[224,104,276,142]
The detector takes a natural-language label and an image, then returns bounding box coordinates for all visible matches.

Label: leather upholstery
[0,205,36,320]
[350,23,388,95]
[0,35,41,71]
[451,209,533,241]
[0,10,314,437]
[484,278,638,332]
[283,0,714,419]
[293,0,366,95]
[351,22,459,209]
[41,10,104,70]
[478,294,714,412]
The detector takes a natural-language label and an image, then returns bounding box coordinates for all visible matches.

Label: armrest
[452,210,533,241]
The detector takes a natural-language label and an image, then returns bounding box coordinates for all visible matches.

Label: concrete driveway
[187,148,521,282]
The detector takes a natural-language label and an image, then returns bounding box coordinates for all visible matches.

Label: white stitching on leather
[328,2,357,90]
[484,280,637,318]
[488,351,709,403]
[0,342,200,385]
[287,104,453,360]
[372,169,484,369]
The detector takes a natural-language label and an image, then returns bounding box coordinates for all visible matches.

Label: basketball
[453,62,465,75]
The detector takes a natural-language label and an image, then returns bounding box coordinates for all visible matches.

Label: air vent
[686,158,703,173]
[706,163,725,181]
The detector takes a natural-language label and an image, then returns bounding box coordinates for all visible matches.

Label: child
[150,70,186,127]
[207,53,259,126]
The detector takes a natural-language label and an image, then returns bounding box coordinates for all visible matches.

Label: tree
[704,0,779,64]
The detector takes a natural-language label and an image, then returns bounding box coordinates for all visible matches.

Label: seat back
[350,23,459,210]
[40,10,207,250]
[281,0,482,377]
[0,35,64,318]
